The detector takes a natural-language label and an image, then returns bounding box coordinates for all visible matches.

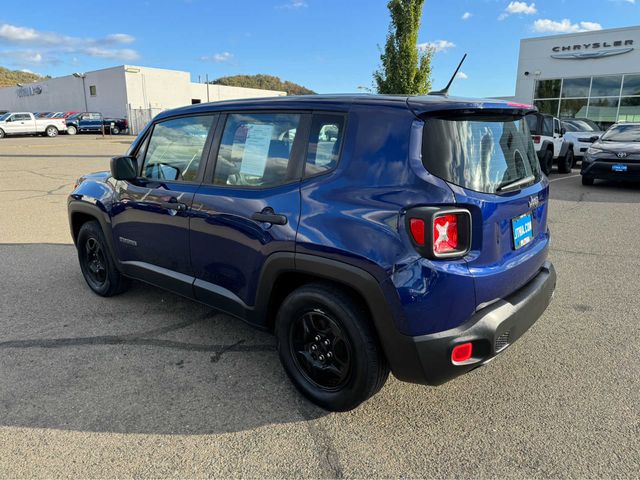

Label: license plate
[612,164,628,172]
[512,213,533,250]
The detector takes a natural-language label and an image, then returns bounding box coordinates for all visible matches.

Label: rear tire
[67,125,77,135]
[558,148,574,174]
[0,128,4,139]
[45,126,58,137]
[581,175,594,186]
[541,149,553,175]
[77,220,129,297]
[111,126,120,135]
[275,283,389,411]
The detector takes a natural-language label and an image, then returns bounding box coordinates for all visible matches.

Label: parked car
[581,122,640,185]
[525,111,575,174]
[34,112,53,118]
[66,112,128,135]
[0,112,67,138]
[68,95,556,411]
[561,118,603,159]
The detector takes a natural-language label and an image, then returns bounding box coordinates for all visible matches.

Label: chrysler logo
[528,195,540,209]
[617,152,628,158]
[551,40,634,60]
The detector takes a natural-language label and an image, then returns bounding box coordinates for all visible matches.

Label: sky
[0,0,638,98]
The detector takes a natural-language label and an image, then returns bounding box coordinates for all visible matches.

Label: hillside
[0,67,44,87]
[210,74,315,96]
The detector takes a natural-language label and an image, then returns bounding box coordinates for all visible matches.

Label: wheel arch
[68,201,116,260]
[253,252,422,382]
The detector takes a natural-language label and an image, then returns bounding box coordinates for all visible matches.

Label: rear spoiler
[406,98,537,118]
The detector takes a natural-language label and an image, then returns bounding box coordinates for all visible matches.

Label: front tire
[558,148,574,174]
[67,125,77,135]
[581,175,594,186]
[0,128,4,139]
[275,283,389,411]
[77,220,129,297]
[111,126,120,135]
[45,126,58,137]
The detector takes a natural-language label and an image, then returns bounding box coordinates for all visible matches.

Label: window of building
[590,76,622,97]
[89,85,97,96]
[191,99,201,104]
[561,77,590,98]
[587,97,620,124]
[619,97,640,123]
[622,75,640,97]
[213,113,301,188]
[534,99,559,117]
[305,114,345,177]
[559,98,588,118]
[142,115,214,182]
[535,79,561,99]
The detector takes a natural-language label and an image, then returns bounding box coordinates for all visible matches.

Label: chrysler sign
[551,39,634,60]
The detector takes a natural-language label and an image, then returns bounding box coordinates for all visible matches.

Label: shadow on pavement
[0,243,327,435]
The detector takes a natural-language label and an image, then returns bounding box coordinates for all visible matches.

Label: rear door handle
[251,209,288,225]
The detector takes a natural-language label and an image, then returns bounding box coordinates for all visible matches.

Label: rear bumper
[581,160,640,181]
[392,261,556,385]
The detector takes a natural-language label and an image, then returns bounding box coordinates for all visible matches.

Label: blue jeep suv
[68,95,556,411]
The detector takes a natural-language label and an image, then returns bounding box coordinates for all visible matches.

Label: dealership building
[510,25,640,127]
[0,65,286,133]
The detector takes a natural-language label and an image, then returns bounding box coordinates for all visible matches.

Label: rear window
[422,114,541,194]
[525,114,538,135]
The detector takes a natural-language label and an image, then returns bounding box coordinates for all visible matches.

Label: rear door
[190,111,308,312]
[421,111,549,307]
[110,114,217,295]
[553,118,563,157]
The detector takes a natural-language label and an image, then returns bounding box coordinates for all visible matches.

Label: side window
[142,115,214,182]
[554,119,560,134]
[305,113,345,177]
[15,114,29,121]
[213,113,301,188]
[542,116,553,137]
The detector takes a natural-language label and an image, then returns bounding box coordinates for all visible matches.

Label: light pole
[73,72,88,112]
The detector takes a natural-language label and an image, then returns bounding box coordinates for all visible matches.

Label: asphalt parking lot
[0,135,638,478]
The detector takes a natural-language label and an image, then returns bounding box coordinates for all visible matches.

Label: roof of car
[155,94,533,121]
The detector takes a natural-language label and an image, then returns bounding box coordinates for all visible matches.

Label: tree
[210,74,315,96]
[0,67,44,88]
[373,0,433,95]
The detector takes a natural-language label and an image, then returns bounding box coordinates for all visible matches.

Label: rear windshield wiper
[496,175,536,193]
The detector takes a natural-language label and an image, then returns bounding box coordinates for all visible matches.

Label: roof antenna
[428,53,467,97]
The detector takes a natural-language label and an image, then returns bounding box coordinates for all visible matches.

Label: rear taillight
[406,207,471,259]
[533,135,541,144]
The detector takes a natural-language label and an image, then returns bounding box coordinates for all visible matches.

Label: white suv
[525,112,574,174]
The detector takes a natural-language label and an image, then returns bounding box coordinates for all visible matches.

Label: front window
[601,124,640,142]
[421,113,541,194]
[562,119,599,132]
[142,115,215,182]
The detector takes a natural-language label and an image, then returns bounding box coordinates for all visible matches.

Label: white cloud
[418,40,456,53]
[0,23,140,67]
[82,47,140,61]
[456,71,468,80]
[201,52,234,63]
[532,18,603,33]
[276,0,308,9]
[499,1,537,20]
[104,33,135,44]
[609,0,635,3]
[462,12,472,20]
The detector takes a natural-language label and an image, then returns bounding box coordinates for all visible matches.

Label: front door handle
[159,201,188,212]
[251,208,288,225]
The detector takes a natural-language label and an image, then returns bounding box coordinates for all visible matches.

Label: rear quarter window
[422,113,541,194]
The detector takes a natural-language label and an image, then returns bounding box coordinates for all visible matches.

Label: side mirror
[590,135,600,143]
[561,127,566,135]
[110,156,138,181]
[5,117,11,122]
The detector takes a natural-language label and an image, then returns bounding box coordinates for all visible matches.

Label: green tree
[373,0,433,95]
[210,74,315,96]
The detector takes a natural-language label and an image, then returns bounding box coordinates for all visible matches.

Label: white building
[0,65,286,133]
[510,25,640,127]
